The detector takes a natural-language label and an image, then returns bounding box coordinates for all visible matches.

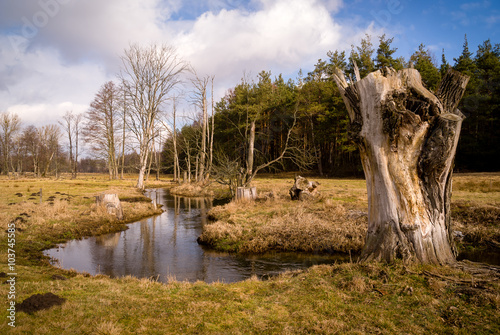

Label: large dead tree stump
[96,193,124,220]
[333,67,469,264]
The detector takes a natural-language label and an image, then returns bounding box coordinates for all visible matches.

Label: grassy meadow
[1,172,499,334]
[199,173,500,256]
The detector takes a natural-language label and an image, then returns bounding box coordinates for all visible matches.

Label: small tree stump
[96,193,124,220]
[236,187,257,201]
[289,175,320,200]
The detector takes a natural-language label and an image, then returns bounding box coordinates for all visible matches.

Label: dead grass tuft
[344,276,370,293]
[95,320,123,335]
[170,183,208,197]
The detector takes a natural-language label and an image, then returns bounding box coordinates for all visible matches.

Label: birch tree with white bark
[190,72,210,182]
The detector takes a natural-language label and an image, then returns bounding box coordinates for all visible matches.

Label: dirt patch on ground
[17,293,66,314]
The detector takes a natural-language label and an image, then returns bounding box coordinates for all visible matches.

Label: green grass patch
[3,262,497,334]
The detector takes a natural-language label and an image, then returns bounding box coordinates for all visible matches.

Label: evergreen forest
[163,35,500,179]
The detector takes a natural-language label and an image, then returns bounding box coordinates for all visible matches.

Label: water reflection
[44,189,345,283]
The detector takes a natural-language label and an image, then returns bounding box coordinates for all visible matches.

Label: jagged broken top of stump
[332,64,469,127]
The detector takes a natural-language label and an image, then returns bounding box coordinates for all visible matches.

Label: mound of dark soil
[17,293,66,314]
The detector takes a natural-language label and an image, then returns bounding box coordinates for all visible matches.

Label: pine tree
[440,49,449,77]
[375,34,404,70]
[326,50,347,76]
[454,35,476,75]
[348,34,375,80]
[409,44,441,91]
[455,39,500,171]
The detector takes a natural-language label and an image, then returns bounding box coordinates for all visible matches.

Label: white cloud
[175,0,344,81]
[1,0,379,126]
[318,0,344,13]
[0,35,109,124]
[459,1,490,11]
[7,102,88,127]
[1,0,177,69]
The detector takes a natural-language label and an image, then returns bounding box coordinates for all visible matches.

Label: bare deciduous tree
[120,86,128,179]
[0,112,21,175]
[59,111,82,179]
[190,71,210,182]
[159,95,181,182]
[22,126,41,176]
[39,124,61,177]
[83,81,121,180]
[120,44,187,189]
[74,113,82,178]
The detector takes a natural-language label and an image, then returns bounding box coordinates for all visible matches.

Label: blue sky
[0,0,498,127]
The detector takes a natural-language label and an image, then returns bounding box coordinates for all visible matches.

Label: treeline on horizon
[165,34,500,177]
[0,34,498,179]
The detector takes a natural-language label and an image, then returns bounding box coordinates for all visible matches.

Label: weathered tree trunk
[246,120,256,180]
[156,134,161,181]
[209,76,215,173]
[145,143,154,182]
[173,111,179,183]
[199,94,207,182]
[333,67,469,264]
[236,186,257,201]
[136,147,149,189]
[195,154,199,182]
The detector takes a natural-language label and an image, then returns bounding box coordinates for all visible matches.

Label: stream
[44,189,346,283]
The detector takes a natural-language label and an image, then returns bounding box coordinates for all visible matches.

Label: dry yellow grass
[0,174,164,265]
[170,181,231,198]
[200,173,500,255]
[0,173,499,334]
[199,179,368,254]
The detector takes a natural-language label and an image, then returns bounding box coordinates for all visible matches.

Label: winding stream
[44,189,346,283]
